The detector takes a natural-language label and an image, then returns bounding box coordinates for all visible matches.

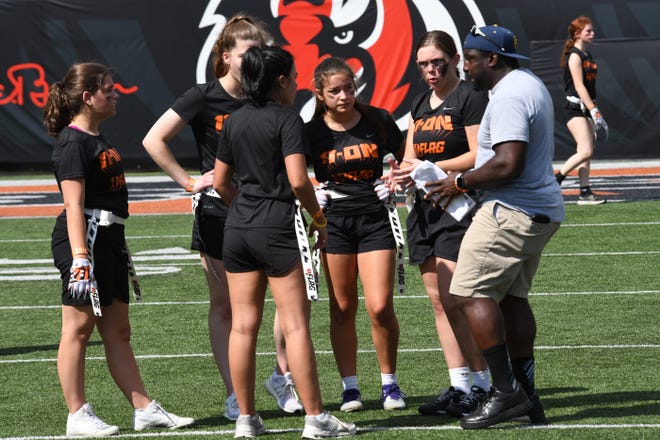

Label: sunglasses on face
[469,25,506,52]
[416,58,448,70]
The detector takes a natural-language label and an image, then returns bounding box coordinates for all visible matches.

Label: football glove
[314,186,329,210]
[589,106,609,140]
[374,180,393,203]
[68,257,98,300]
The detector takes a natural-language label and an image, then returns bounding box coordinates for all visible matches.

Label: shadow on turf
[0,340,102,356]
[539,388,660,421]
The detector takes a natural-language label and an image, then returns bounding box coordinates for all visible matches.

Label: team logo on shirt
[322,142,379,182]
[196,0,485,127]
[413,114,454,156]
[99,147,126,191]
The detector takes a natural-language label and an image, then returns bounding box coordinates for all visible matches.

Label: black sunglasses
[470,25,506,52]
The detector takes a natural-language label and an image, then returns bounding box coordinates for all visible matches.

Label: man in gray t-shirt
[425,25,563,429]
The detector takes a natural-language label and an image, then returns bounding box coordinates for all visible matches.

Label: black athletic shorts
[191,193,228,260]
[222,226,300,276]
[406,192,474,265]
[325,207,395,254]
[563,102,590,123]
[51,213,129,307]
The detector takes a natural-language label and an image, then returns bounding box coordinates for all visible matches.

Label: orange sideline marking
[0,167,657,218]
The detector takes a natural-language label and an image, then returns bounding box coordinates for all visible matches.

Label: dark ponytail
[241,46,293,106]
[43,62,111,137]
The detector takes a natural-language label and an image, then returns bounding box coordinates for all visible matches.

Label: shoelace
[152,403,176,425]
[82,411,111,428]
[383,385,405,400]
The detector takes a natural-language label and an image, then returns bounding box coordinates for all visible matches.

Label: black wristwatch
[454,172,468,192]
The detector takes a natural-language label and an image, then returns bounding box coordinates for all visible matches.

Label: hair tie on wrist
[312,217,328,228]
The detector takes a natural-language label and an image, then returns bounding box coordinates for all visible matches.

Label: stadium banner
[1,0,659,170]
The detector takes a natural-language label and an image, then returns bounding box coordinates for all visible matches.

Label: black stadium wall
[1,0,659,170]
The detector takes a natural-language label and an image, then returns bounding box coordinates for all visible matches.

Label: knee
[367,302,397,327]
[330,299,358,325]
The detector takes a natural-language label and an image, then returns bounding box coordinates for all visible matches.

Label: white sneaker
[234,414,267,438]
[224,392,240,421]
[133,400,194,431]
[302,412,357,439]
[66,402,119,437]
[263,372,303,414]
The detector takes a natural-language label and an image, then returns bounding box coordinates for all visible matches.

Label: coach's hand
[68,258,98,299]
[424,174,460,209]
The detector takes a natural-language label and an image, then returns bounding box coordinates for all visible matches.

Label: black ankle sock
[511,356,536,397]
[580,186,591,195]
[482,344,515,393]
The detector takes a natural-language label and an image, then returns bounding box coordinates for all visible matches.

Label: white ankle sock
[449,367,470,394]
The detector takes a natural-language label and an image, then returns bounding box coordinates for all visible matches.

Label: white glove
[589,107,609,140]
[314,186,328,210]
[374,181,392,203]
[68,258,98,300]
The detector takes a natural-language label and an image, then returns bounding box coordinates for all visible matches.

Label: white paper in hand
[409,160,476,222]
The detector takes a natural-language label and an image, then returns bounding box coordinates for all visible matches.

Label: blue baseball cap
[463,25,529,60]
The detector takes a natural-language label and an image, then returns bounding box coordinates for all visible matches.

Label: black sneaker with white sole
[460,384,533,429]
[418,386,465,416]
[446,385,488,418]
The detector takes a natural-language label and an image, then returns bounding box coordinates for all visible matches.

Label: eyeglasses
[416,58,448,71]
[470,25,506,52]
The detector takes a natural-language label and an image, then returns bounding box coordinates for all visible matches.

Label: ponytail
[43,82,73,137]
[42,62,111,137]
[241,46,293,106]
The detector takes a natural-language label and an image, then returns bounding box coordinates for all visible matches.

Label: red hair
[560,16,592,68]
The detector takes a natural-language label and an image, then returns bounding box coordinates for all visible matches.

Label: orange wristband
[185,177,195,193]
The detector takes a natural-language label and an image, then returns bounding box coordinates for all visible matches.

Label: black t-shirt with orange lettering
[306,106,403,215]
[564,47,597,100]
[410,81,487,163]
[51,126,128,218]
[171,80,245,174]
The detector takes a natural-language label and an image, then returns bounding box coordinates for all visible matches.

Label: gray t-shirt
[475,68,565,222]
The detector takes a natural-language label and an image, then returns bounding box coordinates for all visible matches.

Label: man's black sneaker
[446,385,488,418]
[514,392,549,425]
[418,386,465,415]
[460,384,533,429]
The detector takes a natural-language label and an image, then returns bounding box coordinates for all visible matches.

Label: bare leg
[200,253,233,395]
[560,117,595,187]
[96,301,151,409]
[273,310,288,375]
[270,264,324,415]
[357,250,399,374]
[324,252,359,379]
[226,270,267,416]
[433,257,489,373]
[419,257,466,369]
[58,305,95,413]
